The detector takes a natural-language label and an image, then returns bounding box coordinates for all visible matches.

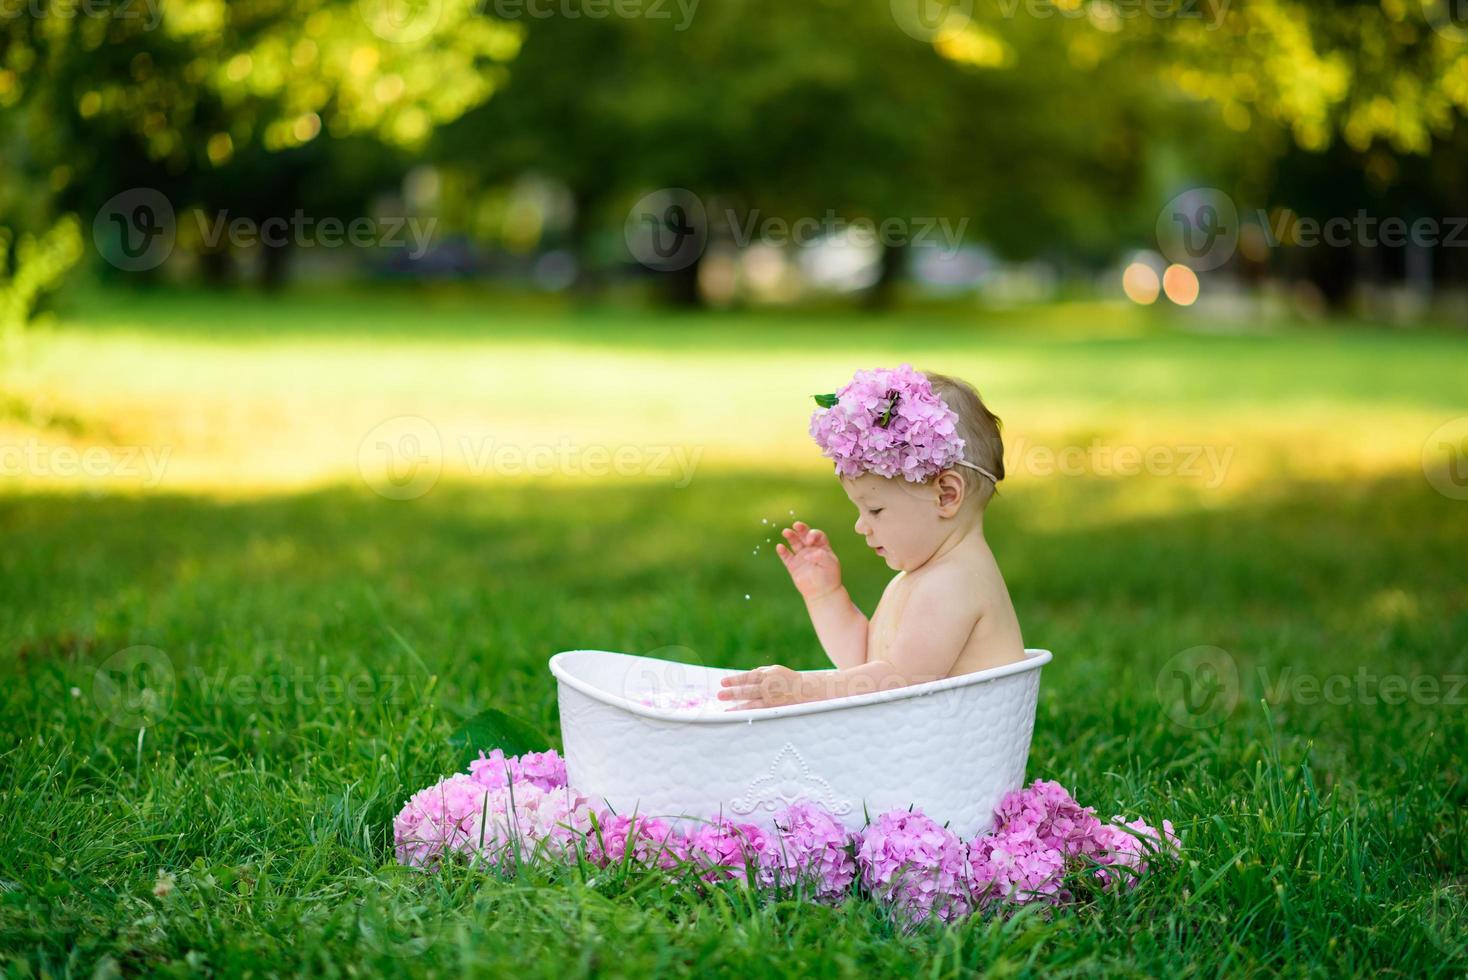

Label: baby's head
[810,365,1005,571]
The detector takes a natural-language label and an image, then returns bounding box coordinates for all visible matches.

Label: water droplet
[744,594,751,600]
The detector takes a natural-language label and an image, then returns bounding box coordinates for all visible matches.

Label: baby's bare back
[867,543,1025,678]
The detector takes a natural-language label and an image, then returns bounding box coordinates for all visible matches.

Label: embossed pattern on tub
[550,649,1050,839]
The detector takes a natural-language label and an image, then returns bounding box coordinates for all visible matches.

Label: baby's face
[840,473,951,571]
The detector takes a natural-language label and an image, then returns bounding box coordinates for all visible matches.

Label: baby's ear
[934,470,965,515]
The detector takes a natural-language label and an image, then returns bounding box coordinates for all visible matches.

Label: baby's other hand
[717,665,805,710]
[775,521,842,601]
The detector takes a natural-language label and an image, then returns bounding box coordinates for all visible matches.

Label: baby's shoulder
[903,560,989,615]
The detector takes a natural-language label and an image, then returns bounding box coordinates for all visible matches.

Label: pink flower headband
[808,364,1000,485]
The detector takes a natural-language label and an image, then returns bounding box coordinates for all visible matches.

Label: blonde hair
[923,370,1005,509]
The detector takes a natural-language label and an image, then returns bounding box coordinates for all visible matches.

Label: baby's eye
[867,508,883,516]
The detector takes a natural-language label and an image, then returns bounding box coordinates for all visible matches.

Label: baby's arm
[799,578,973,700]
[776,522,867,669]
[720,576,974,709]
[803,589,868,670]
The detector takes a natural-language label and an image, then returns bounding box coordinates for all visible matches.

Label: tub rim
[549,647,1052,725]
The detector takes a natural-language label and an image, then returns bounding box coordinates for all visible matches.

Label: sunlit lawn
[1,287,1465,976]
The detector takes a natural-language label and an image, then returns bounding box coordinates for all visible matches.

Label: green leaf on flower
[812,393,839,408]
[448,707,549,768]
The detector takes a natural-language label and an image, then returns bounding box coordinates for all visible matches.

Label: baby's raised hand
[775,521,842,601]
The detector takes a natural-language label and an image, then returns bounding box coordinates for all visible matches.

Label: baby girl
[719,364,1025,711]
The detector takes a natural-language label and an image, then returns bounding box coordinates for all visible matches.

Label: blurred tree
[0,216,84,345]
[435,0,1250,305]
[1094,0,1468,301]
[0,0,520,285]
[4,0,1467,306]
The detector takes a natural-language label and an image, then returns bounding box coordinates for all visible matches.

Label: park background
[2,0,1467,976]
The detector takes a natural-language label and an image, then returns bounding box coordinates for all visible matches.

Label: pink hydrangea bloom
[466,782,591,865]
[394,772,491,868]
[984,780,1182,894]
[683,818,779,886]
[770,803,856,901]
[968,827,1069,908]
[512,750,569,791]
[809,364,968,483]
[992,779,1105,857]
[468,748,568,793]
[856,810,972,924]
[1087,817,1180,890]
[394,772,588,868]
[584,812,687,869]
[396,757,1180,913]
[634,687,712,711]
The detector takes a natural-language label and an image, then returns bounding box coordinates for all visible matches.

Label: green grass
[1,288,1466,977]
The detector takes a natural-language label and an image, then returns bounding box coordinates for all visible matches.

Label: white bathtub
[549,648,1051,839]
